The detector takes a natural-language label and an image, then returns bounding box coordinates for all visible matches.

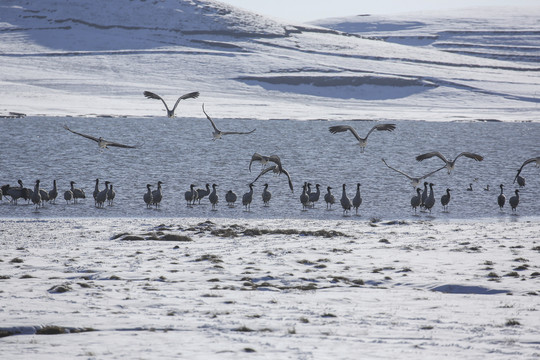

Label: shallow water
[0,117,538,220]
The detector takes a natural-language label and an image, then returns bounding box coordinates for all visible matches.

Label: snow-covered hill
[0,0,538,120]
[310,7,540,64]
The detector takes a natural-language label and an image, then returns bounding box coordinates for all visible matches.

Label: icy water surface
[0,116,538,220]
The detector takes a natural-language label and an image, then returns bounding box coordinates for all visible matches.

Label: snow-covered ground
[0,1,539,358]
[311,7,540,64]
[1,218,539,359]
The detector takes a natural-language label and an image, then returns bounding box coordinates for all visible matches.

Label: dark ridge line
[21,15,47,19]
[190,39,246,51]
[268,67,343,74]
[0,26,72,32]
[174,25,357,39]
[420,76,540,103]
[375,35,439,41]
[53,17,288,38]
[0,49,239,58]
[182,29,284,38]
[441,30,540,36]
[22,15,47,19]
[3,17,377,41]
[252,39,540,72]
[358,30,540,37]
[439,50,540,63]
[23,17,315,40]
[433,43,540,52]
[53,18,174,31]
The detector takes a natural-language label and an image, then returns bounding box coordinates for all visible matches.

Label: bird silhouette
[440,188,451,212]
[497,184,505,210]
[509,189,520,212]
[144,91,199,118]
[64,125,138,149]
[514,156,540,187]
[382,158,445,188]
[415,151,483,174]
[329,123,396,153]
[202,104,255,140]
[251,155,293,192]
[340,184,352,216]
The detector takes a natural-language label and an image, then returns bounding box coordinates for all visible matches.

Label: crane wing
[365,123,396,138]
[415,151,448,163]
[143,91,170,112]
[329,125,362,142]
[249,152,268,172]
[103,140,138,149]
[172,91,200,112]
[381,158,413,180]
[420,165,447,179]
[63,125,99,143]
[455,152,484,162]
[221,129,256,136]
[202,103,219,132]
[252,166,275,183]
[268,155,282,168]
[281,168,294,193]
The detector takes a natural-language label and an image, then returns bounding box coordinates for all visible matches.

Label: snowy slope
[0,0,538,120]
[311,7,540,63]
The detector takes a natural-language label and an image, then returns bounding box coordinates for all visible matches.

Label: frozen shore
[1,217,539,359]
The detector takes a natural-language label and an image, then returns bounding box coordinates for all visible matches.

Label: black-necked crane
[382,158,445,188]
[514,156,540,187]
[497,184,505,210]
[411,188,422,214]
[415,151,483,174]
[242,183,254,211]
[352,183,362,215]
[324,186,335,210]
[152,181,163,208]
[509,189,520,212]
[252,155,293,193]
[225,190,237,207]
[64,125,138,150]
[340,184,352,216]
[144,184,153,208]
[329,123,396,153]
[441,188,451,212]
[209,184,219,210]
[424,183,435,213]
[262,183,272,206]
[202,104,255,140]
[143,90,199,118]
